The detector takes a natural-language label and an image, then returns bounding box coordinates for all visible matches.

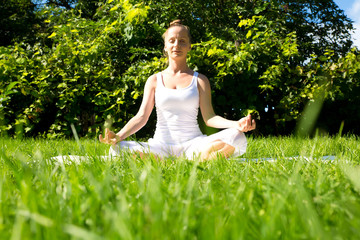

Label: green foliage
[0,0,41,46]
[1,0,155,137]
[0,0,359,137]
[280,0,354,59]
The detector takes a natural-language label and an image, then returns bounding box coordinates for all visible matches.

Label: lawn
[0,135,360,239]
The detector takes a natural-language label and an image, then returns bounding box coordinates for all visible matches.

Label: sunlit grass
[0,135,359,239]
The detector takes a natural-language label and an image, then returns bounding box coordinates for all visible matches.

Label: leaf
[318,56,327,62]
[125,8,144,22]
[57,83,67,88]
[238,19,249,28]
[48,32,57,38]
[5,82,19,92]
[110,5,119,12]
[132,91,139,99]
[246,30,252,39]
[21,88,28,96]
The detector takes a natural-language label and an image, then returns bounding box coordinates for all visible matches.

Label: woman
[99,20,256,160]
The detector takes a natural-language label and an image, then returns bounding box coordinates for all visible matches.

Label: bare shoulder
[197,72,211,90]
[146,73,158,89]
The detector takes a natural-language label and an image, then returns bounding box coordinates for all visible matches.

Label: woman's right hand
[99,128,121,145]
[237,115,256,132]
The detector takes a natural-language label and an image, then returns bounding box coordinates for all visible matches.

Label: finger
[100,135,108,144]
[108,130,115,139]
[99,134,108,144]
[103,131,108,141]
[243,118,250,131]
[247,115,252,125]
[244,115,249,127]
[105,134,112,144]
[107,128,112,139]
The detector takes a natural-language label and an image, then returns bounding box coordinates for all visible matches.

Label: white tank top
[153,72,203,144]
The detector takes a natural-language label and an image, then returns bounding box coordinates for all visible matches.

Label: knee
[225,128,247,145]
[227,128,247,156]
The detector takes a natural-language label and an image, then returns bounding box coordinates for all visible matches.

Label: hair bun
[170,19,183,26]
[162,19,192,43]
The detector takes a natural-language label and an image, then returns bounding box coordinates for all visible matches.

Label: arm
[99,74,157,144]
[198,74,255,132]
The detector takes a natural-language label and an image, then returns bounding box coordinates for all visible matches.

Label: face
[164,26,191,58]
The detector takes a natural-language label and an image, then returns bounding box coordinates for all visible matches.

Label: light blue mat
[237,155,336,162]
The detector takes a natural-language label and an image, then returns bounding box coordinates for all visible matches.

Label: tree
[1,1,154,137]
[0,0,40,46]
[1,0,359,137]
[33,0,104,18]
[279,0,354,61]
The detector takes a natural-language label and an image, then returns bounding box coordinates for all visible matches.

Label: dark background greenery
[1,0,359,138]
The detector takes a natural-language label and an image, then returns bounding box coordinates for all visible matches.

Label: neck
[166,58,191,74]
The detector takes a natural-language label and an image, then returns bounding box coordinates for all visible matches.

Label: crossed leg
[199,139,235,161]
[131,141,235,161]
[110,129,245,161]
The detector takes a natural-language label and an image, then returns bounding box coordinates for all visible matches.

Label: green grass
[0,135,360,240]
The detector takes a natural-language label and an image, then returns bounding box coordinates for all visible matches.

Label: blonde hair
[162,19,192,43]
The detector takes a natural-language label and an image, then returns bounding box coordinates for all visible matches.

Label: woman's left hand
[99,128,121,145]
[237,115,256,132]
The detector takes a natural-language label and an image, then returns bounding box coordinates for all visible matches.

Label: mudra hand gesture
[237,115,256,132]
[99,128,120,145]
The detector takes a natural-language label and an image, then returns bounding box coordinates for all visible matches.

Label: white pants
[109,128,247,160]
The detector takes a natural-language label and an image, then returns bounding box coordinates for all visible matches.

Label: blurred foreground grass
[0,135,359,239]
